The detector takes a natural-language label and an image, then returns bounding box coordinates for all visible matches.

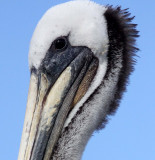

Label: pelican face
[20,41,100,160]
[18,1,138,160]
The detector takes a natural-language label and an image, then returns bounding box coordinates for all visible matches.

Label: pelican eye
[54,37,68,51]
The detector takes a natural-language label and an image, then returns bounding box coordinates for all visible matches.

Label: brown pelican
[18,0,139,160]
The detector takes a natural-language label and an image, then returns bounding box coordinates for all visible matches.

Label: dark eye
[54,37,68,51]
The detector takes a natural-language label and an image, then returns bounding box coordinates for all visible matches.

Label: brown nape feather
[96,6,139,130]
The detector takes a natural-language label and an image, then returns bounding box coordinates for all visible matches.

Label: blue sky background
[0,0,154,159]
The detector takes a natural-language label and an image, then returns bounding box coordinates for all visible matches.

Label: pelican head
[18,0,138,160]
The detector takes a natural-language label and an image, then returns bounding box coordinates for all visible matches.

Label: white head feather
[28,0,108,69]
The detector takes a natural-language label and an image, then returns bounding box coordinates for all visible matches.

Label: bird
[18,0,139,160]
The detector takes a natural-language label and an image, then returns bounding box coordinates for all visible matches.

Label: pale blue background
[0,0,154,159]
